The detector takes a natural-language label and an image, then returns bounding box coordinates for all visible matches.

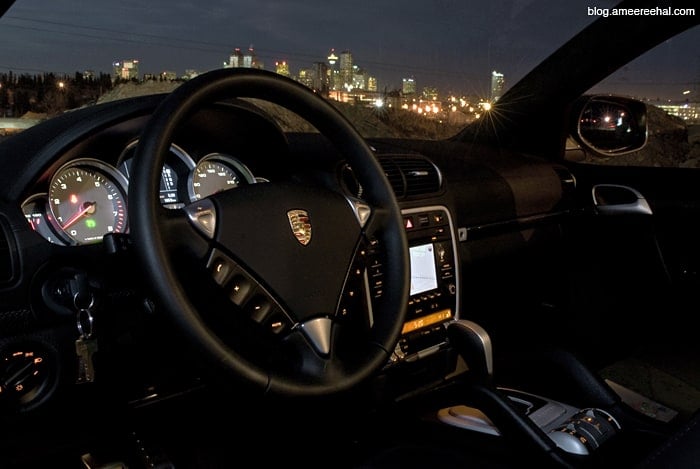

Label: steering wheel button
[229,275,253,306]
[210,258,232,285]
[246,296,272,323]
[264,311,290,335]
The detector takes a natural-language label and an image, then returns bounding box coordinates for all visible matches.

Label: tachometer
[48,159,128,245]
[189,153,256,201]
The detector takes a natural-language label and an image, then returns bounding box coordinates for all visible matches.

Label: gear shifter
[442,319,621,464]
[446,319,493,381]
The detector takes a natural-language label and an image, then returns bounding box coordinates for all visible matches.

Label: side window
[574,25,699,168]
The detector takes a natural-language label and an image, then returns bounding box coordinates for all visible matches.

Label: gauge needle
[61,201,96,230]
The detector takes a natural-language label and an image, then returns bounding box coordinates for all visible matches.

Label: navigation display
[409,243,439,296]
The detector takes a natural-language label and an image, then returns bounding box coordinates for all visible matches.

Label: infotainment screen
[409,243,439,296]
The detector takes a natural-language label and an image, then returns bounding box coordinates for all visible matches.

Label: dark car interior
[2,1,700,468]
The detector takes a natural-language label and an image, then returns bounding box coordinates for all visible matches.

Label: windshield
[0,1,613,139]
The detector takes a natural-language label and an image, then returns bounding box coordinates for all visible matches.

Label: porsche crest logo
[287,209,312,246]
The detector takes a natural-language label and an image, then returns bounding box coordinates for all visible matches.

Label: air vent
[0,215,17,285]
[377,158,405,197]
[378,155,442,199]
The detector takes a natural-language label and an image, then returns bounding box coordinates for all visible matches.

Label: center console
[438,387,621,456]
[386,206,459,366]
[440,317,623,460]
[363,205,627,464]
[361,205,635,466]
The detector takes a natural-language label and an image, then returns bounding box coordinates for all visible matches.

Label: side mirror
[573,95,647,156]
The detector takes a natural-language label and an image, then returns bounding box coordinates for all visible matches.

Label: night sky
[0,0,697,100]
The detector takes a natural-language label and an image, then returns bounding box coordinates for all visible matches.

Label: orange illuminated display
[401,309,452,334]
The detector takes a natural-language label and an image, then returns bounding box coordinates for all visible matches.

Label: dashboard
[14,98,290,247]
[0,87,569,418]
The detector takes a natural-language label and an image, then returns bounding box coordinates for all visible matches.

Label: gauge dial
[118,141,195,209]
[21,194,67,245]
[190,160,239,200]
[48,160,128,245]
[189,153,256,201]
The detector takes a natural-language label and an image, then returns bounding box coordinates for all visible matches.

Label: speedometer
[48,159,128,245]
[189,153,256,201]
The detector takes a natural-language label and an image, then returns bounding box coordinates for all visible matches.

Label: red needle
[61,201,96,230]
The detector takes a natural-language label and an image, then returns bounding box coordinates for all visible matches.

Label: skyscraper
[339,50,353,90]
[224,49,244,68]
[224,47,263,69]
[402,77,416,95]
[490,71,505,102]
[313,61,330,95]
[327,49,339,90]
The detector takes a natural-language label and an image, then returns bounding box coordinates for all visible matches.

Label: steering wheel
[129,68,409,397]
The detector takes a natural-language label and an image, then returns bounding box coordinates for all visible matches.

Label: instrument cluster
[21,140,260,246]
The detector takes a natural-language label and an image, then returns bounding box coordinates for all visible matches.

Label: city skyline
[0,0,609,98]
[0,1,698,102]
[110,47,501,101]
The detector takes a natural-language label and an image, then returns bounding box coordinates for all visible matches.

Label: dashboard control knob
[0,343,55,410]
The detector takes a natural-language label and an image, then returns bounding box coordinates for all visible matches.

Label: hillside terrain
[2,81,696,167]
[97,81,464,140]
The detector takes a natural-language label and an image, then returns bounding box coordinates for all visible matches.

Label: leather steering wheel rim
[129,68,409,397]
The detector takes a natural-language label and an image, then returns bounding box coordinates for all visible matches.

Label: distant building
[367,76,377,92]
[422,87,438,101]
[352,65,367,90]
[275,61,290,77]
[402,77,416,95]
[327,49,338,68]
[313,61,330,95]
[243,47,259,68]
[160,71,177,81]
[183,69,200,80]
[327,49,340,90]
[113,59,139,80]
[339,50,353,90]
[658,102,700,123]
[224,48,244,68]
[490,71,505,102]
[224,47,263,69]
[297,69,314,89]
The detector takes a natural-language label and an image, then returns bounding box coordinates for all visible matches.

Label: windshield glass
[0,1,610,139]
